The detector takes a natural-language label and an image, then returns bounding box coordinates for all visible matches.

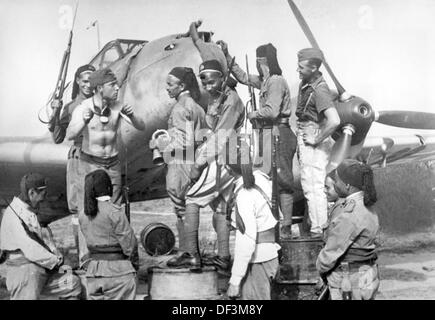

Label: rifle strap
[6,200,54,255]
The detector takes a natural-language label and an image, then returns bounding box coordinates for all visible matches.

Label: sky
[1,0,435,137]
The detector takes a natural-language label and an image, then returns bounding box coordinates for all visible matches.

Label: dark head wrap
[84,170,113,218]
[71,64,96,100]
[169,67,201,103]
[227,139,255,189]
[336,159,377,206]
[18,173,48,204]
[89,68,117,89]
[256,43,282,76]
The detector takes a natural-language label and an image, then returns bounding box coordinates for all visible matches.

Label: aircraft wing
[0,135,70,224]
[356,134,435,167]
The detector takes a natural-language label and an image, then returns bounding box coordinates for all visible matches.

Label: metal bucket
[140,223,175,256]
[277,237,324,284]
[148,266,219,300]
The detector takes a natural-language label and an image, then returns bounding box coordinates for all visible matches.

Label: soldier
[49,64,96,215]
[316,159,380,300]
[67,67,145,206]
[226,142,280,300]
[218,40,297,239]
[79,170,138,300]
[0,173,82,300]
[295,48,341,238]
[48,64,96,268]
[149,67,206,261]
[168,60,245,271]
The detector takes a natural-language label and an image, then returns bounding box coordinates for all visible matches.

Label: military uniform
[228,53,297,232]
[79,200,138,300]
[0,197,82,300]
[296,71,335,234]
[316,191,380,300]
[183,85,245,261]
[229,171,280,300]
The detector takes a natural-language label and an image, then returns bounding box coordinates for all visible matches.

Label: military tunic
[79,200,138,300]
[228,58,296,193]
[316,191,380,300]
[0,197,82,300]
[161,93,206,215]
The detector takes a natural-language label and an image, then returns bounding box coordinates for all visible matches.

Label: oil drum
[140,223,175,256]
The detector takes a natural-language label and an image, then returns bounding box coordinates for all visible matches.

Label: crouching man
[226,142,280,300]
[316,160,380,300]
[0,173,82,300]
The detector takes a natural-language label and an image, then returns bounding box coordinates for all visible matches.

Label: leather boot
[279,192,295,240]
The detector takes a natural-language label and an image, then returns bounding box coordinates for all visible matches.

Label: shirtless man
[67,67,145,206]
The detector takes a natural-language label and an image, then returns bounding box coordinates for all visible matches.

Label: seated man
[0,173,82,300]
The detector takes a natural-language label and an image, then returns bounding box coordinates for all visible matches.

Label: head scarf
[84,170,113,218]
[256,43,282,76]
[336,159,377,206]
[71,64,96,100]
[169,67,201,103]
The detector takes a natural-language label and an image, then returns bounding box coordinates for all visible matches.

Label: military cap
[20,173,47,193]
[297,48,325,62]
[89,68,117,88]
[199,60,223,75]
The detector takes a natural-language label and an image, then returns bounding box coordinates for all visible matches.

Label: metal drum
[140,223,175,256]
[277,237,324,284]
[148,266,219,300]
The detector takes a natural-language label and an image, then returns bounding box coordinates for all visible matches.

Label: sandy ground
[2,197,435,300]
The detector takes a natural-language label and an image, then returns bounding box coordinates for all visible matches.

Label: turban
[84,170,113,218]
[19,173,47,203]
[89,68,117,88]
[199,60,223,75]
[256,43,282,76]
[169,67,201,103]
[297,48,325,62]
[72,64,96,99]
[336,159,372,191]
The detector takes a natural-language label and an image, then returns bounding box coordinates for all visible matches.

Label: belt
[256,228,275,244]
[89,252,127,261]
[340,259,377,272]
[4,250,32,267]
[258,117,290,129]
[80,151,119,167]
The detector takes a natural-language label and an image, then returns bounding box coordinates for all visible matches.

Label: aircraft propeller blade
[326,125,355,173]
[375,110,435,130]
[287,0,346,96]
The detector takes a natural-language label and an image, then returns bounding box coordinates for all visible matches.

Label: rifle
[244,54,260,164]
[271,126,280,243]
[212,56,236,197]
[47,1,79,130]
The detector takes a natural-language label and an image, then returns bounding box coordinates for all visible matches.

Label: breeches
[166,161,194,216]
[5,263,82,300]
[254,126,297,193]
[185,160,234,212]
[296,125,332,233]
[66,145,82,214]
[241,258,279,300]
[86,273,137,300]
[327,264,380,300]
